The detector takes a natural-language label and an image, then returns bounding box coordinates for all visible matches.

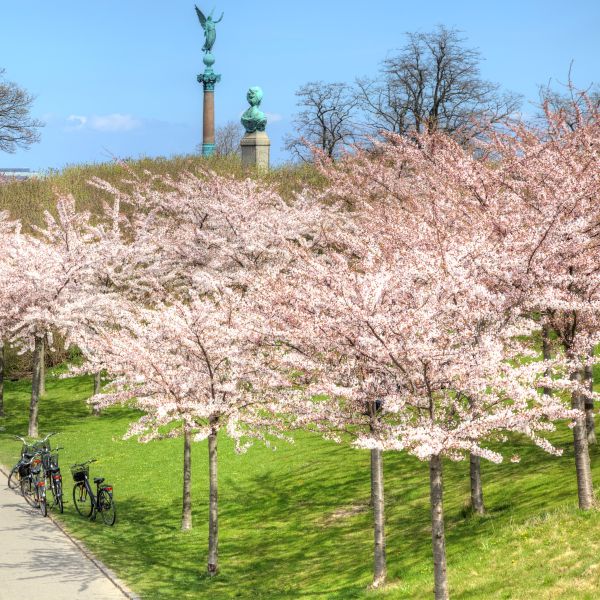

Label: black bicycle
[8,433,56,491]
[41,446,64,513]
[20,452,48,517]
[7,435,34,491]
[71,459,116,526]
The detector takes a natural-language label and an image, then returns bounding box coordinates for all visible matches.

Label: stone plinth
[241,130,270,171]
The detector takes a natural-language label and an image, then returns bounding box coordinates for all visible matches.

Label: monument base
[241,131,270,171]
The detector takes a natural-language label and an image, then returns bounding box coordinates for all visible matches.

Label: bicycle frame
[71,459,114,524]
[79,475,113,514]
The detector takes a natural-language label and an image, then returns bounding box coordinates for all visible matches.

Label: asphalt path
[0,479,130,599]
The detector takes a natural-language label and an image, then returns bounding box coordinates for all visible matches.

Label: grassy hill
[0,154,325,229]
[1,373,600,599]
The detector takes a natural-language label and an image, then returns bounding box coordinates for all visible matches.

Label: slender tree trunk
[469,453,485,515]
[181,425,193,530]
[584,352,596,445]
[571,367,594,510]
[39,336,46,396]
[207,429,219,575]
[92,371,102,416]
[0,343,5,418]
[542,323,552,396]
[28,335,44,438]
[370,447,387,587]
[430,454,449,600]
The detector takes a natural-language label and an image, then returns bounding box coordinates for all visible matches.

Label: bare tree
[215,120,244,157]
[196,121,243,158]
[355,76,410,136]
[285,82,359,161]
[0,68,43,153]
[356,26,521,142]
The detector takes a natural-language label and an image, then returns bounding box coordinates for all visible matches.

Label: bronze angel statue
[195,6,224,53]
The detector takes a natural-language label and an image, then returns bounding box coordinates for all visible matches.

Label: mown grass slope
[0,154,325,229]
[1,373,600,600]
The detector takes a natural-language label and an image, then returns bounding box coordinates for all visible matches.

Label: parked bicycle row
[6,432,116,525]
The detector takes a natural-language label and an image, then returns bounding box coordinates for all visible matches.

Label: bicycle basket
[71,464,89,482]
[18,463,30,478]
[49,454,60,471]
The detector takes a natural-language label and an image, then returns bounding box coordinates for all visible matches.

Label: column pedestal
[241,131,270,171]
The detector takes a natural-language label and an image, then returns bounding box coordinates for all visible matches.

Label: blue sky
[1,0,598,170]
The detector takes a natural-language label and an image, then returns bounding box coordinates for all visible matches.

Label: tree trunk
[207,429,219,575]
[584,355,596,445]
[39,335,46,396]
[571,367,594,510]
[469,453,485,515]
[28,335,44,438]
[370,447,387,587]
[542,323,552,396]
[92,371,102,416]
[0,343,5,418]
[181,425,193,530]
[430,454,449,600]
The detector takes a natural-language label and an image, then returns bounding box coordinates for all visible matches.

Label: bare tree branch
[356,26,521,143]
[285,81,359,162]
[0,68,44,153]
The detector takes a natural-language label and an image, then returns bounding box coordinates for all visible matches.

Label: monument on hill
[195,6,223,157]
[240,86,270,171]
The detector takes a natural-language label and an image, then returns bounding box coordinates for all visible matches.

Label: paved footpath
[0,479,131,600]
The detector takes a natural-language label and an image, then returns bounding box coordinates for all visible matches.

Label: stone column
[197,52,221,157]
[241,131,270,171]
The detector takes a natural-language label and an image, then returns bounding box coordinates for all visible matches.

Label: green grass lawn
[1,373,600,599]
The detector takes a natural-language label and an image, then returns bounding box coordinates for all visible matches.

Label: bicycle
[41,446,64,513]
[7,435,34,491]
[71,459,116,526]
[20,452,48,517]
[7,432,56,491]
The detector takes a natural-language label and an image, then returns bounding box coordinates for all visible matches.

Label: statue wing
[194,5,207,27]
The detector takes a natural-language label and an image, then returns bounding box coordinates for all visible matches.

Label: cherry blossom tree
[319,99,600,514]
[474,94,600,510]
[2,195,129,435]
[79,168,320,574]
[0,211,20,417]
[264,131,579,598]
[80,294,295,575]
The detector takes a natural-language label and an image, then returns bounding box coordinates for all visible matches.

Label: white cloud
[66,115,87,130]
[265,112,283,123]
[66,113,141,132]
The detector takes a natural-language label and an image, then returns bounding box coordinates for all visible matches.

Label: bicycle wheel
[7,466,20,490]
[36,486,47,517]
[20,476,35,506]
[54,479,64,513]
[73,482,93,517]
[98,489,116,526]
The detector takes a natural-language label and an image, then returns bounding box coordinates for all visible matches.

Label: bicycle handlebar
[70,458,97,468]
[14,432,57,445]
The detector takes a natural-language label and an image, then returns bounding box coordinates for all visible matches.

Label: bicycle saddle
[94,477,105,485]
